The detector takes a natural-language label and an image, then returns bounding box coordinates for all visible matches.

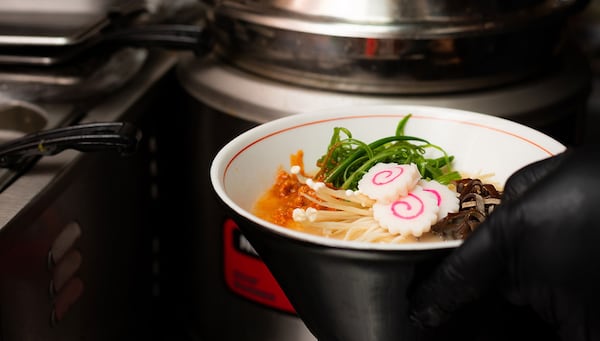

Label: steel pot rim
[212,0,587,39]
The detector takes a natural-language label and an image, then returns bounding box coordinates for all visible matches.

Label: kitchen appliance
[0,49,179,341]
[0,2,209,103]
[0,0,209,67]
[209,0,588,95]
[160,1,592,340]
[0,2,196,340]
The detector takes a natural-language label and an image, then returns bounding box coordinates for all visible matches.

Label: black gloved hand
[410,144,600,341]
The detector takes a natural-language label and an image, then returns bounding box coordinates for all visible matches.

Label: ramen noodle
[253,117,502,243]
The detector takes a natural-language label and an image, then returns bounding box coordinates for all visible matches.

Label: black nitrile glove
[410,144,600,341]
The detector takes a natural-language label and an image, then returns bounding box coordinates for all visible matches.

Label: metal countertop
[0,49,179,230]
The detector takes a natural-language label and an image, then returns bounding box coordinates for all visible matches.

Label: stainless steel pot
[208,0,589,94]
[213,0,587,38]
[0,0,588,94]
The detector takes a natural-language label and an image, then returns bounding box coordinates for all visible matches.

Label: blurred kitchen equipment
[209,0,589,94]
[0,0,209,102]
[0,121,141,168]
[0,23,210,66]
[0,95,142,191]
[0,48,149,102]
[0,2,192,341]
[0,49,178,341]
[0,11,111,47]
[0,0,147,64]
[163,0,592,340]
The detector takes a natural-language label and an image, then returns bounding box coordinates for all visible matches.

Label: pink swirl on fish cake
[390,193,425,219]
[371,166,404,185]
[423,188,441,206]
[419,179,459,220]
[358,163,421,203]
[373,186,440,237]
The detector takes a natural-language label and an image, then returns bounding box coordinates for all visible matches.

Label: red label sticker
[365,38,378,57]
[222,218,296,313]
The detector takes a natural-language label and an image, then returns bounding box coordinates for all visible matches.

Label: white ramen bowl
[210,104,566,251]
[210,104,566,341]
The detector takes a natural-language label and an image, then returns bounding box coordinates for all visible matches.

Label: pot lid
[213,0,588,38]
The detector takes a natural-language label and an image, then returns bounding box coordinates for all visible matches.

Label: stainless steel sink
[0,99,47,142]
[0,98,49,191]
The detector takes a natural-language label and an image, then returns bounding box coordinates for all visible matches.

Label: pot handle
[0,122,142,168]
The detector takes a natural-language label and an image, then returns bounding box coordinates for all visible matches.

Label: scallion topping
[314,114,461,189]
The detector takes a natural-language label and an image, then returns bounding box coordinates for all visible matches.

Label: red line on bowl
[224,114,559,180]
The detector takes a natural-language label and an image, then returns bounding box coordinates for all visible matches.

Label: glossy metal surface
[0,50,178,341]
[0,48,148,101]
[177,51,590,145]
[0,12,108,46]
[0,100,47,138]
[0,0,125,13]
[0,0,141,46]
[0,49,177,228]
[214,0,587,38]
[209,0,588,94]
[211,18,563,94]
